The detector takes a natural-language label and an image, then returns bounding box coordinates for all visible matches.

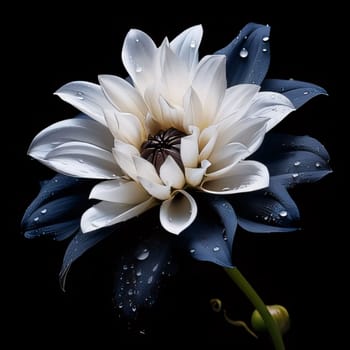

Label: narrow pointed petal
[180,126,199,168]
[137,176,171,200]
[55,81,111,125]
[22,174,97,241]
[122,29,158,94]
[81,197,157,233]
[201,160,269,194]
[42,141,120,179]
[158,95,184,130]
[199,126,218,161]
[28,116,113,160]
[246,92,295,131]
[215,23,271,86]
[98,75,147,118]
[159,156,185,189]
[112,142,139,181]
[170,25,203,72]
[160,190,197,235]
[89,179,150,204]
[179,194,237,267]
[192,55,226,128]
[261,79,327,109]
[133,156,162,184]
[184,160,211,187]
[183,87,202,131]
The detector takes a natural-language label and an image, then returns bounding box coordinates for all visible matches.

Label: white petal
[55,81,111,125]
[207,143,250,177]
[137,176,171,200]
[183,87,202,131]
[201,160,269,194]
[104,109,145,148]
[215,84,260,123]
[192,55,227,128]
[170,25,203,73]
[159,156,185,189]
[81,197,157,233]
[43,141,121,179]
[144,86,163,126]
[158,95,184,130]
[159,190,197,235]
[98,75,147,119]
[161,45,189,105]
[112,142,139,181]
[180,126,199,168]
[246,92,295,131]
[28,118,113,160]
[122,29,158,95]
[185,160,211,187]
[90,179,149,204]
[133,156,162,184]
[199,126,218,161]
[215,117,268,153]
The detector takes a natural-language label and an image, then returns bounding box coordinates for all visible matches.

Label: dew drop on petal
[303,91,309,95]
[213,246,220,252]
[78,159,85,163]
[131,305,137,312]
[135,38,140,43]
[315,162,321,168]
[244,35,248,40]
[118,302,123,309]
[135,65,143,73]
[40,208,47,214]
[239,48,249,58]
[190,40,196,48]
[279,210,288,217]
[123,264,128,270]
[75,91,84,100]
[294,161,301,166]
[34,217,39,222]
[262,48,268,53]
[152,264,159,272]
[136,249,150,261]
[128,289,134,296]
[136,269,142,277]
[262,36,270,42]
[147,276,153,284]
[189,248,196,254]
[292,173,299,178]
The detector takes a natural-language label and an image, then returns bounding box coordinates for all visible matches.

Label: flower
[22,23,330,325]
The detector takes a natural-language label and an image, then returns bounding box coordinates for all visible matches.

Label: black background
[6,3,344,349]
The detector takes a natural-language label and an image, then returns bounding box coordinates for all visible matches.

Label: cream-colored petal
[55,81,111,126]
[183,87,202,132]
[159,156,185,189]
[246,92,295,131]
[104,109,145,148]
[137,176,171,200]
[192,55,227,128]
[201,160,269,194]
[112,142,140,180]
[133,156,162,184]
[159,190,198,235]
[207,143,250,178]
[180,125,199,168]
[89,179,149,204]
[170,25,203,73]
[199,126,218,161]
[98,75,147,119]
[81,197,157,233]
[28,118,113,160]
[185,160,211,187]
[158,95,184,130]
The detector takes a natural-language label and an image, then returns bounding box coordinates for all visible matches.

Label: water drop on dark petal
[239,48,249,58]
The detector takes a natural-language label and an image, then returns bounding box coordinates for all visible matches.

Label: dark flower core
[141,128,187,174]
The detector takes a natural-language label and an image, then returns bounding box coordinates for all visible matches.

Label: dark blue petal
[21,174,97,241]
[113,227,176,320]
[251,133,332,187]
[59,225,118,290]
[231,183,300,233]
[179,194,237,268]
[215,23,271,86]
[261,79,327,109]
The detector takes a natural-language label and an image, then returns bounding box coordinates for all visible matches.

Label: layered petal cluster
[28,25,297,235]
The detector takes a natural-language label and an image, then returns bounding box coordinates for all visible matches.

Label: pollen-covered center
[141,128,187,173]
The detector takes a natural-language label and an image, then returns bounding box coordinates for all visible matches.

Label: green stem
[224,267,285,350]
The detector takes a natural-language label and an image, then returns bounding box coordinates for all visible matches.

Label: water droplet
[136,249,150,261]
[54,178,59,183]
[135,38,140,43]
[243,35,248,40]
[263,216,269,221]
[315,162,321,168]
[118,302,123,309]
[294,161,301,166]
[136,269,142,277]
[131,305,137,312]
[123,264,128,270]
[139,329,146,335]
[40,208,47,214]
[147,276,153,284]
[78,159,85,163]
[128,288,134,296]
[34,217,39,222]
[222,231,228,241]
[262,36,270,42]
[152,264,159,272]
[292,173,299,178]
[135,65,143,73]
[279,210,288,217]
[189,248,196,254]
[222,187,230,191]
[213,246,220,252]
[190,40,196,48]
[262,48,268,53]
[303,91,309,95]
[75,91,84,100]
[239,47,249,58]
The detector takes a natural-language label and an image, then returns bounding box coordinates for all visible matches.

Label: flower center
[141,128,187,173]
